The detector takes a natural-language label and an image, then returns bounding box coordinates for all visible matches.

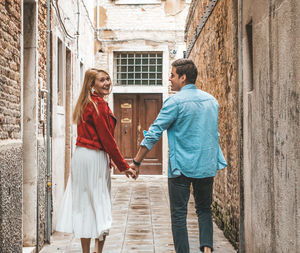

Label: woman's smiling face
[93,71,112,97]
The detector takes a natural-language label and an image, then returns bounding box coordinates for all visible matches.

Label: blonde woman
[56,68,136,253]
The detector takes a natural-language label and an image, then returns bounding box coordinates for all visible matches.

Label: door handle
[124,125,128,134]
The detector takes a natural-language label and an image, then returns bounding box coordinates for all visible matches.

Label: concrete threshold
[23,247,36,253]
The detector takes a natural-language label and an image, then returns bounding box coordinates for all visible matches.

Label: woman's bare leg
[94,239,98,253]
[80,238,91,253]
[94,235,106,253]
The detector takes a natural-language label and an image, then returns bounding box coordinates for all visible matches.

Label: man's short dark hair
[171,59,198,84]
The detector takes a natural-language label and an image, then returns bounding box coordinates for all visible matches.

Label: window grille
[114,52,163,85]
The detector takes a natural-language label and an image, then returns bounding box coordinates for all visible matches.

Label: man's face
[169,66,185,91]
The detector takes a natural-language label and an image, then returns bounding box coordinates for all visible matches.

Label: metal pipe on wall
[237,0,245,251]
[46,0,52,243]
[97,0,100,36]
[77,0,80,57]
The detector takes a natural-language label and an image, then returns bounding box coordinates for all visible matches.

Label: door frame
[113,93,163,175]
[107,46,171,176]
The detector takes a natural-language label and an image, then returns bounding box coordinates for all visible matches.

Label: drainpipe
[46,0,52,243]
[97,0,100,39]
[76,0,80,57]
[238,0,245,251]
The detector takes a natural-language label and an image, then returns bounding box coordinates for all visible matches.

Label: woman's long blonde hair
[72,68,110,124]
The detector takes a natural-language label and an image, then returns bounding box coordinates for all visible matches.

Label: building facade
[94,0,191,176]
[50,0,95,238]
[0,0,95,251]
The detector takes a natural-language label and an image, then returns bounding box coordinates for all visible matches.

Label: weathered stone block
[0,142,23,252]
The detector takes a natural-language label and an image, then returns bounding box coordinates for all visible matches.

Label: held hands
[124,159,141,180]
[123,159,141,180]
[125,167,138,180]
[128,147,147,180]
[129,162,140,180]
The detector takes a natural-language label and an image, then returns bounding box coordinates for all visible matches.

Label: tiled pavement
[40,176,236,253]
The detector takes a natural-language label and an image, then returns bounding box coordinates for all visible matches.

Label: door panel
[114,94,162,175]
[139,95,162,174]
[114,95,137,159]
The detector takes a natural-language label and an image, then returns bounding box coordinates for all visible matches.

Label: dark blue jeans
[168,174,214,253]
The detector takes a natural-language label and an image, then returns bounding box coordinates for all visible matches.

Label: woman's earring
[91,87,95,93]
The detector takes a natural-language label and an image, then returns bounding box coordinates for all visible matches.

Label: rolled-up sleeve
[140,96,178,150]
[217,145,227,170]
[217,132,227,170]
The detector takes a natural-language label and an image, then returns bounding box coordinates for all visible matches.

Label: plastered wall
[242,0,300,251]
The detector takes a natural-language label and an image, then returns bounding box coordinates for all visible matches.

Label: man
[130,59,227,253]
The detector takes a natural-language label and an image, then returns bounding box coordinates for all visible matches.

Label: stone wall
[185,0,240,248]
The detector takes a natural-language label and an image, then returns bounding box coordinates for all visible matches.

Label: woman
[56,68,136,253]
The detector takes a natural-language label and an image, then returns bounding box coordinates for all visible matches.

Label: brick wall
[185,0,240,248]
[0,0,22,140]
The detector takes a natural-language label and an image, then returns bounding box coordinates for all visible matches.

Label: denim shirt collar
[180,83,197,91]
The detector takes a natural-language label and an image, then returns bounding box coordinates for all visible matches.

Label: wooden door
[114,94,162,174]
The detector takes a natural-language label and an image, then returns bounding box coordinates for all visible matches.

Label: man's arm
[130,146,149,175]
[134,146,149,164]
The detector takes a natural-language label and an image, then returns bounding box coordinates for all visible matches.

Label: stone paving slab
[41,176,236,253]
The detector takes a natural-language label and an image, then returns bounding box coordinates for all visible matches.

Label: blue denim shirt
[141,84,227,178]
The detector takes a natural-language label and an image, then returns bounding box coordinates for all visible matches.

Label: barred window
[114,52,163,85]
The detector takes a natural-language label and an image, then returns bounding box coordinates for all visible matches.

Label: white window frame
[56,37,66,115]
[114,0,161,5]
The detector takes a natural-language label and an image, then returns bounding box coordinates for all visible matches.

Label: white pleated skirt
[56,146,111,240]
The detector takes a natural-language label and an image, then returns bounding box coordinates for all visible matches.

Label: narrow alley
[40,176,235,253]
[1,0,299,252]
